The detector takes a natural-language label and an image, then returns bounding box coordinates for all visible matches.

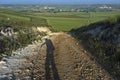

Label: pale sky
[0,0,120,4]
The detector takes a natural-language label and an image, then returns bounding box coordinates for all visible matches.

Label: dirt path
[23,32,113,80]
[0,32,114,80]
[51,33,113,80]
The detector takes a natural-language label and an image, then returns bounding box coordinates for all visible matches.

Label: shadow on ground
[44,39,60,80]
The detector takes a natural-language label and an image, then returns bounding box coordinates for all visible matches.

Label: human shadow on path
[42,39,60,80]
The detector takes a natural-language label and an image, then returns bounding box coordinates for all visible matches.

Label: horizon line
[0,3,120,5]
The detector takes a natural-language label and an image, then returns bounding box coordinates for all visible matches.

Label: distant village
[0,4,120,12]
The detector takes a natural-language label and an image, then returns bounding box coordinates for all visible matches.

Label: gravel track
[0,32,114,80]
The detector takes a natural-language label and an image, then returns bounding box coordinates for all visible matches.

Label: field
[0,9,48,29]
[33,11,120,31]
[0,9,120,32]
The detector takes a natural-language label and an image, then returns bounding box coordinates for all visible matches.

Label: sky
[0,0,120,5]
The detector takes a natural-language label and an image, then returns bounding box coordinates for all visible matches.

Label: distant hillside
[70,15,120,79]
[0,9,48,28]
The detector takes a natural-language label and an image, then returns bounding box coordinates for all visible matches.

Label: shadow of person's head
[45,38,49,41]
[45,38,55,50]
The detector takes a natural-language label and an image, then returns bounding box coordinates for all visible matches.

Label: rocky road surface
[0,32,114,80]
[0,40,42,79]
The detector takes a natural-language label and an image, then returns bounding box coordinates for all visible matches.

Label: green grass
[0,9,48,29]
[46,17,88,31]
[33,11,120,31]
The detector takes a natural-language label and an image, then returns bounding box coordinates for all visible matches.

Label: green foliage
[106,15,120,27]
[16,29,37,47]
[0,37,14,58]
[73,15,120,59]
[0,27,45,60]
